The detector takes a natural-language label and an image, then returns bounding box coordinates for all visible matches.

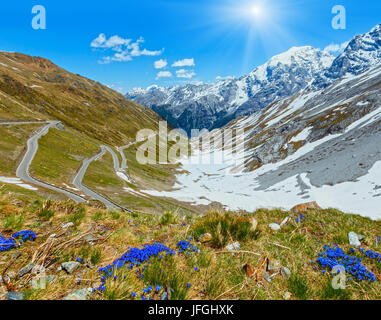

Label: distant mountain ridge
[127,23,381,134]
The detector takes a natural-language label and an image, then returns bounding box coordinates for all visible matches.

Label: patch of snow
[0,176,38,191]
[290,127,312,142]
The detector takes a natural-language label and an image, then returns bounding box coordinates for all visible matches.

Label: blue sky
[0,1,380,93]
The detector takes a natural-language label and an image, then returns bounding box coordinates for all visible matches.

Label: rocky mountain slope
[127,24,381,134]
[0,52,161,146]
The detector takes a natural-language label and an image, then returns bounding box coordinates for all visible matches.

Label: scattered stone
[49,234,57,238]
[84,234,97,245]
[225,242,240,251]
[62,222,74,229]
[198,233,212,243]
[63,288,92,300]
[61,261,80,274]
[280,217,289,227]
[19,263,35,278]
[348,232,361,247]
[263,272,272,283]
[5,291,25,300]
[6,271,17,279]
[269,223,281,231]
[280,266,291,279]
[160,292,169,300]
[243,264,254,277]
[250,218,258,231]
[11,252,22,259]
[267,259,281,274]
[291,202,321,213]
[283,292,292,300]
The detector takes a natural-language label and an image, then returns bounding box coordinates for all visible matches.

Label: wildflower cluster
[177,241,199,254]
[96,243,176,292]
[315,245,378,282]
[0,230,36,251]
[13,230,36,242]
[295,214,306,223]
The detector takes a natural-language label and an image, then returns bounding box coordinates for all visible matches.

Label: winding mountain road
[72,146,132,212]
[15,121,87,203]
[9,119,136,212]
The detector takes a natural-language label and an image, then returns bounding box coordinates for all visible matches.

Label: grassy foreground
[0,193,380,301]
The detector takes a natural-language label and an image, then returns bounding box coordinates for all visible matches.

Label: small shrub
[192,211,260,248]
[143,256,189,300]
[3,213,25,230]
[92,211,106,221]
[68,207,86,226]
[91,248,102,265]
[319,280,352,300]
[160,211,179,226]
[37,209,54,221]
[288,274,309,300]
[109,211,121,220]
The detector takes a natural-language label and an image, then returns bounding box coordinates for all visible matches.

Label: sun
[251,6,261,16]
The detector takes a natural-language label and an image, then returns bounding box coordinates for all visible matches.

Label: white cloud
[156,71,172,80]
[154,59,168,69]
[323,41,349,55]
[91,34,163,64]
[176,69,196,79]
[172,58,195,67]
[216,75,234,80]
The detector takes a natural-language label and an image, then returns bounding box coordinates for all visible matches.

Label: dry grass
[0,194,380,300]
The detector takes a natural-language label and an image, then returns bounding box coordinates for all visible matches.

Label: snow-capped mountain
[127,46,334,134]
[127,24,381,134]
[311,24,381,88]
[144,63,381,219]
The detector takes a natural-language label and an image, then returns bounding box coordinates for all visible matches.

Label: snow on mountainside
[127,24,381,134]
[143,64,381,219]
[311,24,381,89]
[127,46,334,134]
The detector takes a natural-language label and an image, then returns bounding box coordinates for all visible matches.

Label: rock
[269,223,281,231]
[63,288,92,300]
[243,264,254,277]
[5,292,25,300]
[61,261,80,274]
[19,263,35,278]
[267,259,281,274]
[84,234,97,245]
[62,222,74,229]
[348,232,361,247]
[49,234,57,238]
[160,292,169,300]
[280,217,289,227]
[291,202,321,213]
[11,252,22,259]
[283,292,292,300]
[280,266,291,279]
[225,242,240,251]
[250,218,258,231]
[198,233,212,243]
[263,272,272,283]
[6,271,17,279]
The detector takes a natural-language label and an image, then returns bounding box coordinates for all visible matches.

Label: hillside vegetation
[0,52,161,146]
[0,193,380,300]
